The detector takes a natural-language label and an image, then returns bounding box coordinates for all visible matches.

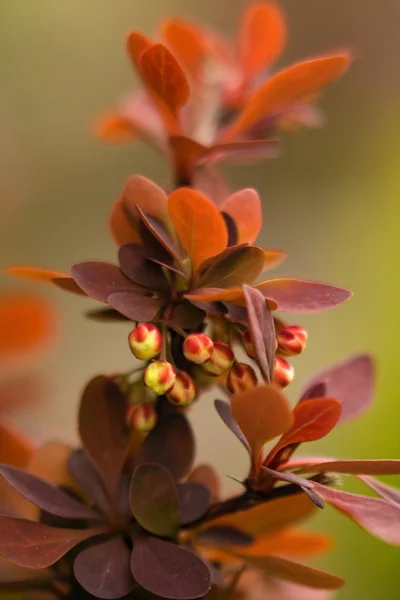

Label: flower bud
[242,329,256,359]
[126,403,157,433]
[273,356,295,389]
[227,363,258,394]
[201,341,235,376]
[128,323,162,360]
[277,325,308,357]
[168,371,197,407]
[143,360,176,395]
[183,333,214,364]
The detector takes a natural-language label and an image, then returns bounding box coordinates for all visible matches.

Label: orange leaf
[266,398,342,465]
[5,267,85,296]
[224,54,352,140]
[220,189,262,244]
[238,2,287,79]
[237,529,332,558]
[93,112,137,143]
[139,44,189,134]
[0,422,34,468]
[230,385,293,475]
[168,188,228,272]
[263,249,287,270]
[162,19,208,80]
[126,31,152,70]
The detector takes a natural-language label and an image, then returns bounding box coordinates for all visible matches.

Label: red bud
[126,403,157,432]
[128,323,162,360]
[273,356,295,389]
[277,325,308,357]
[168,371,197,406]
[143,360,176,395]
[183,333,214,364]
[227,363,258,394]
[201,341,235,376]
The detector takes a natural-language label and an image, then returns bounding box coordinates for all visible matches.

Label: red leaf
[298,459,400,476]
[224,54,352,140]
[266,398,342,466]
[168,188,228,272]
[0,422,33,468]
[231,385,293,475]
[0,517,101,568]
[126,31,152,69]
[359,476,400,506]
[5,266,84,296]
[162,19,208,80]
[220,189,262,244]
[314,483,400,545]
[256,278,352,312]
[238,2,287,79]
[243,285,276,382]
[78,376,131,500]
[299,354,375,423]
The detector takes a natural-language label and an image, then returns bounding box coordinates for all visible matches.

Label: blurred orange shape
[6,266,84,295]
[162,19,208,80]
[126,31,153,69]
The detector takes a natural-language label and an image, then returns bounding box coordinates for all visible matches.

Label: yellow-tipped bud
[273,356,295,389]
[168,371,197,407]
[183,333,214,364]
[128,323,162,360]
[126,403,157,432]
[201,341,235,376]
[277,325,308,357]
[227,363,258,394]
[143,360,176,395]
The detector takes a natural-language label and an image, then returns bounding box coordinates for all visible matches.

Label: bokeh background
[1,1,399,598]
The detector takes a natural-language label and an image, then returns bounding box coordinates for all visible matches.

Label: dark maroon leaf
[85,308,130,322]
[257,279,352,312]
[176,482,211,525]
[131,536,211,599]
[0,465,99,521]
[135,414,195,481]
[196,526,254,547]
[214,400,251,455]
[243,284,275,382]
[108,292,162,322]
[71,261,137,303]
[299,354,375,424]
[118,244,168,291]
[221,212,238,246]
[74,537,134,599]
[188,465,221,501]
[78,376,131,501]
[198,246,265,290]
[67,450,111,517]
[149,257,187,279]
[224,302,248,325]
[168,301,206,329]
[130,464,179,537]
[137,207,183,263]
[301,487,325,509]
[359,476,400,506]
[314,483,400,545]
[0,517,102,568]
[261,466,314,490]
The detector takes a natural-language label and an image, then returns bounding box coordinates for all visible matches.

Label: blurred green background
[0,1,399,598]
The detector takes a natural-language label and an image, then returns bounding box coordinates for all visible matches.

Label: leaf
[230,385,293,474]
[5,266,84,295]
[177,482,210,525]
[314,483,400,545]
[359,476,400,506]
[204,139,280,166]
[299,354,375,423]
[224,54,352,139]
[94,112,136,142]
[266,398,342,466]
[168,301,206,329]
[130,464,180,537]
[0,517,101,568]
[135,414,195,481]
[168,188,228,272]
[118,244,168,291]
[131,535,211,599]
[78,376,131,500]
[74,537,134,599]
[137,206,182,264]
[0,422,34,468]
[238,2,287,78]
[70,261,138,303]
[162,19,208,80]
[256,278,352,312]
[85,308,130,322]
[196,526,254,547]
[298,459,400,476]
[68,449,111,517]
[126,31,152,69]
[214,400,251,455]
[233,554,344,590]
[219,189,262,244]
[243,285,276,382]
[188,465,221,501]
[108,292,162,322]
[263,249,287,270]
[0,465,99,521]
[231,528,332,558]
[198,246,265,289]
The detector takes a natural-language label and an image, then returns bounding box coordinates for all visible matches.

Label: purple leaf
[67,450,111,517]
[74,537,134,599]
[135,414,195,481]
[108,292,162,322]
[298,382,327,402]
[257,279,352,313]
[314,483,400,545]
[196,526,254,547]
[188,465,221,501]
[85,308,129,322]
[0,465,99,521]
[137,206,183,264]
[359,476,400,506]
[0,517,101,568]
[298,459,400,476]
[243,284,275,382]
[221,212,238,246]
[176,482,211,525]
[118,244,168,291]
[214,399,251,455]
[131,536,211,599]
[261,466,314,490]
[78,376,131,501]
[299,354,375,423]
[130,464,179,537]
[71,261,136,303]
[168,301,206,329]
